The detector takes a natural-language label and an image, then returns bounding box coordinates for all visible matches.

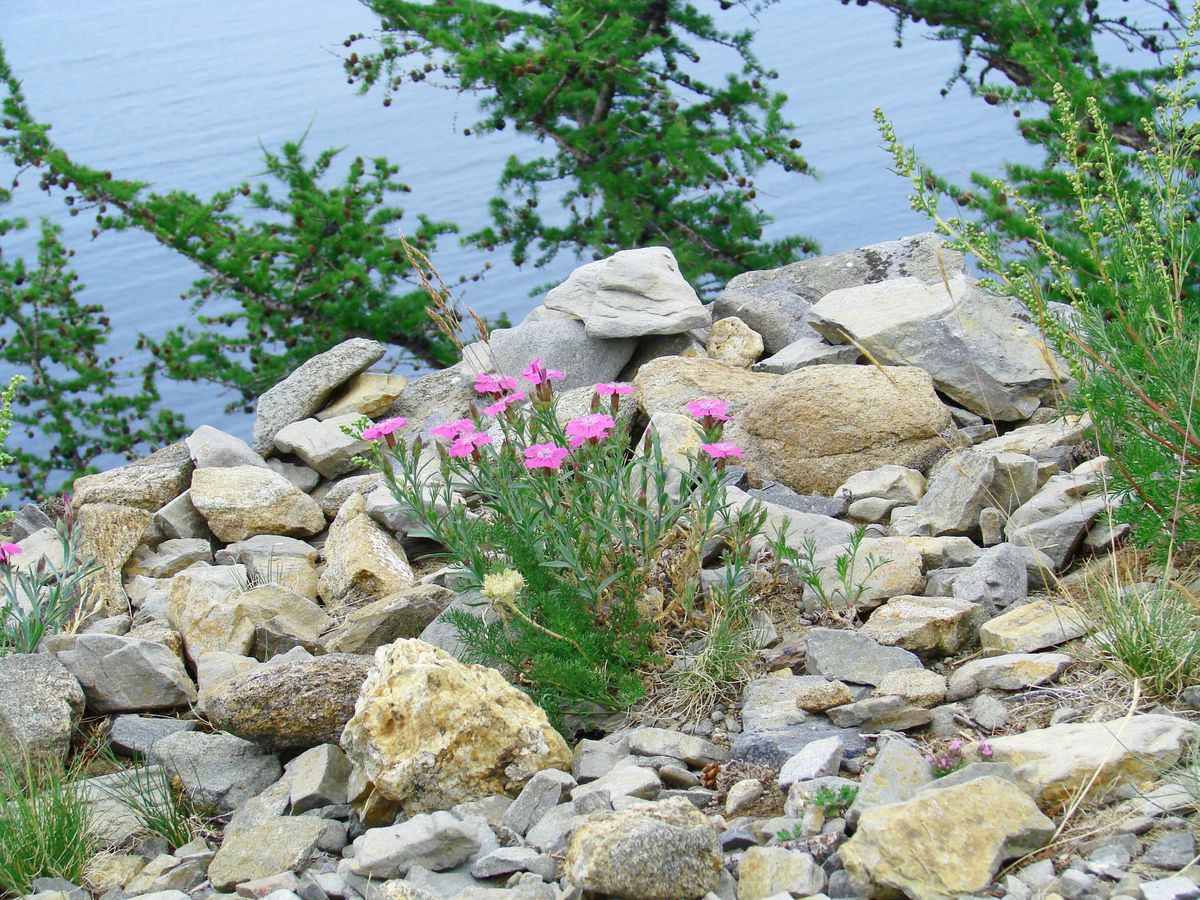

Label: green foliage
[0,44,464,413]
[360,372,764,726]
[0,376,20,522]
[0,198,183,497]
[810,784,857,817]
[97,761,199,851]
[859,0,1192,282]
[0,506,101,655]
[877,6,1200,553]
[0,751,96,897]
[777,524,889,622]
[346,0,816,296]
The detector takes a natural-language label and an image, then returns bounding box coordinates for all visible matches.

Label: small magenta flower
[483,391,526,418]
[700,441,744,460]
[0,542,22,564]
[430,418,476,441]
[565,413,616,448]
[594,382,634,397]
[686,397,732,422]
[978,739,994,759]
[474,373,519,396]
[522,357,566,386]
[361,416,408,447]
[523,443,569,470]
[449,431,493,459]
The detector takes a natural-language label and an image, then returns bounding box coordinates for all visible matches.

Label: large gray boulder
[150,730,282,812]
[543,247,711,338]
[55,634,196,714]
[809,274,1068,421]
[252,338,386,454]
[0,654,85,762]
[461,316,635,392]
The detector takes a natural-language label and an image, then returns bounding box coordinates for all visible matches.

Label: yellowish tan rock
[317,372,409,421]
[190,465,324,543]
[705,316,764,368]
[794,678,853,713]
[875,668,947,708]
[340,639,572,816]
[841,776,1055,900]
[979,598,1090,654]
[319,493,415,606]
[79,504,152,616]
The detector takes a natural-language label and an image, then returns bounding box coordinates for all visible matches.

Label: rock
[979,598,1090,654]
[470,846,555,881]
[725,778,765,816]
[8,504,53,542]
[543,247,710,338]
[108,714,196,758]
[150,730,282,812]
[982,715,1198,809]
[322,585,454,653]
[274,416,369,480]
[788,676,851,713]
[859,595,988,658]
[975,415,1090,457]
[524,801,583,856]
[186,425,268,469]
[1141,877,1200,900]
[55,634,196,713]
[340,639,571,815]
[875,668,947,708]
[287,743,352,813]
[503,769,576,836]
[240,584,332,658]
[84,853,146,893]
[971,693,1011,731]
[204,654,373,752]
[1006,462,1111,568]
[125,538,213,579]
[0,653,85,761]
[626,728,727,768]
[729,487,854,559]
[191,466,324,542]
[350,811,491,878]
[741,674,827,732]
[79,503,152,615]
[777,737,844,788]
[715,233,964,354]
[632,356,778,426]
[737,847,826,900]
[318,372,409,421]
[739,365,954,495]
[841,777,1055,898]
[952,543,1029,612]
[318,493,415,606]
[461,317,635,393]
[947,652,1072,701]
[208,817,328,891]
[811,274,1068,421]
[73,442,193,511]
[838,465,926,504]
[733,721,867,770]
[748,482,849,517]
[417,590,498,660]
[827,695,933,731]
[266,457,321,492]
[570,765,662,805]
[152,490,212,542]
[316,473,385,520]
[253,338,385,455]
[804,628,923,686]
[705,317,763,367]
[912,449,1000,536]
[565,797,722,900]
[752,336,860,373]
[846,738,933,825]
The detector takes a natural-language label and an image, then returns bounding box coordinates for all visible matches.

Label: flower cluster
[0,542,20,565]
[926,737,993,777]
[686,397,744,469]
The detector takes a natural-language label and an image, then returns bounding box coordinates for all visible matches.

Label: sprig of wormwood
[349,391,768,729]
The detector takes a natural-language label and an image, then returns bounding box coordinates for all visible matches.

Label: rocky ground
[1,234,1198,900]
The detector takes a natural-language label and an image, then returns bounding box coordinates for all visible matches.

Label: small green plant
[0,376,19,523]
[356,367,763,726]
[1082,575,1200,700]
[774,525,889,622]
[775,822,806,842]
[0,750,96,896]
[809,784,858,817]
[96,762,199,851]
[0,501,101,655]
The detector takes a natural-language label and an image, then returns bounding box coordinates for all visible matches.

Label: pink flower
[686,397,732,422]
[474,373,519,395]
[0,542,21,564]
[430,418,476,441]
[978,739,994,759]
[360,416,408,441]
[449,431,494,458]
[594,382,634,397]
[483,391,526,418]
[565,413,616,448]
[523,443,569,470]
[522,357,565,386]
[700,441,744,460]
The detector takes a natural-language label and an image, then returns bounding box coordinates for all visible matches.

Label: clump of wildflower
[360,416,408,447]
[701,441,744,460]
[522,357,566,386]
[481,568,526,605]
[474,373,520,396]
[686,397,732,424]
[926,738,993,777]
[565,413,616,448]
[430,418,476,441]
[0,542,21,564]
[449,431,494,459]
[524,443,569,470]
[483,391,525,418]
[978,738,994,759]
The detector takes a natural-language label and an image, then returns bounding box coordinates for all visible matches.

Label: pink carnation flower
[0,542,21,564]
[686,397,732,422]
[594,382,634,397]
[523,443,569,470]
[430,418,476,441]
[700,441,744,460]
[474,373,519,395]
[360,416,408,441]
[522,357,566,386]
[483,391,526,418]
[565,413,616,448]
[449,431,494,458]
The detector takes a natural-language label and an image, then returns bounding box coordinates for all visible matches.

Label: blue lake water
[0,0,1035,485]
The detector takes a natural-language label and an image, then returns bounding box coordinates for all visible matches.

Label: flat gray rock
[109,714,197,758]
[804,628,923,686]
[150,730,282,812]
